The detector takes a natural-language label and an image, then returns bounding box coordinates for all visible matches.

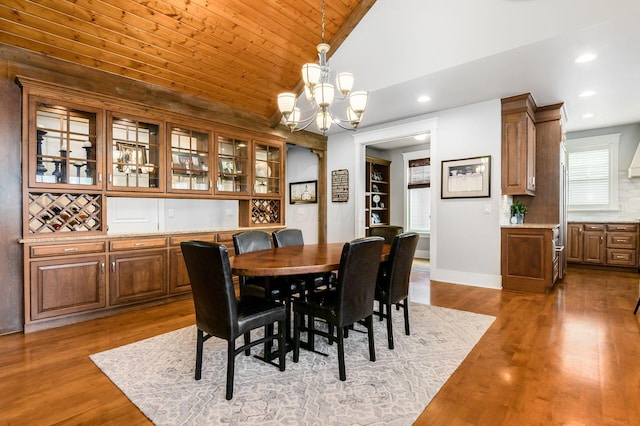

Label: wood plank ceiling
[0,0,375,123]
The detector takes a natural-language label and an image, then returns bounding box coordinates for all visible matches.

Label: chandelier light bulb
[349,91,368,113]
[285,107,301,130]
[336,72,354,96]
[346,107,362,128]
[302,63,322,89]
[314,83,335,107]
[316,110,332,132]
[277,92,297,114]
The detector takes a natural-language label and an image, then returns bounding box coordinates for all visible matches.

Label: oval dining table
[230,242,390,277]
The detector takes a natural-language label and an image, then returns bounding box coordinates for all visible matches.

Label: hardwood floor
[1,266,639,425]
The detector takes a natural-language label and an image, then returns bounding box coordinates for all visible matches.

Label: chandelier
[277,0,368,134]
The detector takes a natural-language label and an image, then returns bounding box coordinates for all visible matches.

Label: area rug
[90,304,494,425]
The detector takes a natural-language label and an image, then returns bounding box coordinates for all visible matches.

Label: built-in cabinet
[22,227,280,332]
[365,156,391,232]
[501,93,537,196]
[19,77,291,332]
[501,225,559,293]
[567,223,638,268]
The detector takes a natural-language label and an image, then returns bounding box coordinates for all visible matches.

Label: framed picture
[219,158,234,174]
[290,180,317,204]
[117,142,147,170]
[441,155,491,199]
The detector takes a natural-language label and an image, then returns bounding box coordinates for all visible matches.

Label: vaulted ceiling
[0,0,375,123]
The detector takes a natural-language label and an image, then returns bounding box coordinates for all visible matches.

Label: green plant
[510,200,528,216]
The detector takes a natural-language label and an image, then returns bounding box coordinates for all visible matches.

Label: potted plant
[510,200,528,224]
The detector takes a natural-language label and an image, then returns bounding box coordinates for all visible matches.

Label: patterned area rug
[90,304,494,425]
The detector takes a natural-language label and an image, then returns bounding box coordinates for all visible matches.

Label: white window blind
[566,133,619,211]
[409,187,430,231]
[568,149,609,206]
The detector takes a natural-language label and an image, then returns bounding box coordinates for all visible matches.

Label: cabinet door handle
[101,263,105,273]
[111,261,115,272]
[108,174,112,183]
[63,247,78,252]
[98,173,103,183]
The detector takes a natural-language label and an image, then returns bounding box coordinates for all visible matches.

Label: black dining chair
[292,236,384,381]
[369,225,404,244]
[272,228,335,293]
[180,240,286,400]
[374,232,419,349]
[233,230,303,344]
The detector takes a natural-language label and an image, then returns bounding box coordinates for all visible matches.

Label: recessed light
[417,95,431,103]
[575,53,597,63]
[579,90,597,97]
[582,113,594,119]
[414,134,428,141]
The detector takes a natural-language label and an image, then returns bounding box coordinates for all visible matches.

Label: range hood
[629,142,640,178]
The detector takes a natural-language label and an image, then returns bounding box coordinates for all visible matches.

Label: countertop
[501,223,559,229]
[19,225,284,244]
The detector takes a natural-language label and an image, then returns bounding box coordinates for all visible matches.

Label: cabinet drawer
[583,224,606,231]
[30,241,106,258]
[169,234,217,246]
[606,249,638,267]
[607,233,637,249]
[606,224,638,232]
[217,232,236,243]
[109,237,167,251]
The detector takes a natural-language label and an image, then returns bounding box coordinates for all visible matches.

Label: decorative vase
[516,213,524,224]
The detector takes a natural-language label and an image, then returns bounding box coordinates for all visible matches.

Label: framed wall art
[290,180,317,204]
[441,155,491,198]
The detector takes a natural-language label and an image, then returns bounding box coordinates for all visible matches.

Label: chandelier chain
[321,0,326,43]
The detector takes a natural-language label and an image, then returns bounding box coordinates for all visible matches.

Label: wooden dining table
[230,242,390,277]
[230,241,390,359]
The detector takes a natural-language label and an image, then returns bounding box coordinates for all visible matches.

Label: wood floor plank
[0,266,639,424]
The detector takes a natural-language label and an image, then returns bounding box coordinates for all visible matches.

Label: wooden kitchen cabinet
[109,249,167,305]
[501,93,537,196]
[567,222,638,268]
[501,225,559,293]
[29,254,106,321]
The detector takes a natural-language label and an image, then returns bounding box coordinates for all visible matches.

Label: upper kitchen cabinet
[252,139,283,197]
[108,113,164,193]
[28,98,103,190]
[168,124,212,194]
[501,93,537,196]
[214,133,250,196]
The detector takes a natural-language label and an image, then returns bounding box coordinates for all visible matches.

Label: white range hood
[628,142,640,178]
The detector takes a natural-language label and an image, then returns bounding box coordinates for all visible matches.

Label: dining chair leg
[226,340,236,400]
[278,319,286,371]
[402,298,410,335]
[293,312,301,363]
[385,302,394,349]
[243,332,251,356]
[378,301,384,321]
[337,326,346,381]
[366,315,376,361]
[195,328,204,380]
[634,298,640,314]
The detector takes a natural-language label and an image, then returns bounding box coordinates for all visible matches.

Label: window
[403,151,430,232]
[566,133,619,211]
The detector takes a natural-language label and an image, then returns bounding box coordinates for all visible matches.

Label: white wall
[327,98,503,289]
[285,145,319,243]
[566,122,640,222]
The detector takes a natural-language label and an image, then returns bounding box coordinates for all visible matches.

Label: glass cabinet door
[215,134,249,195]
[169,125,211,193]
[253,140,282,196]
[32,101,101,188]
[109,115,162,191]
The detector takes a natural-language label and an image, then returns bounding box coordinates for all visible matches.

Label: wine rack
[28,192,103,234]
[249,199,281,225]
